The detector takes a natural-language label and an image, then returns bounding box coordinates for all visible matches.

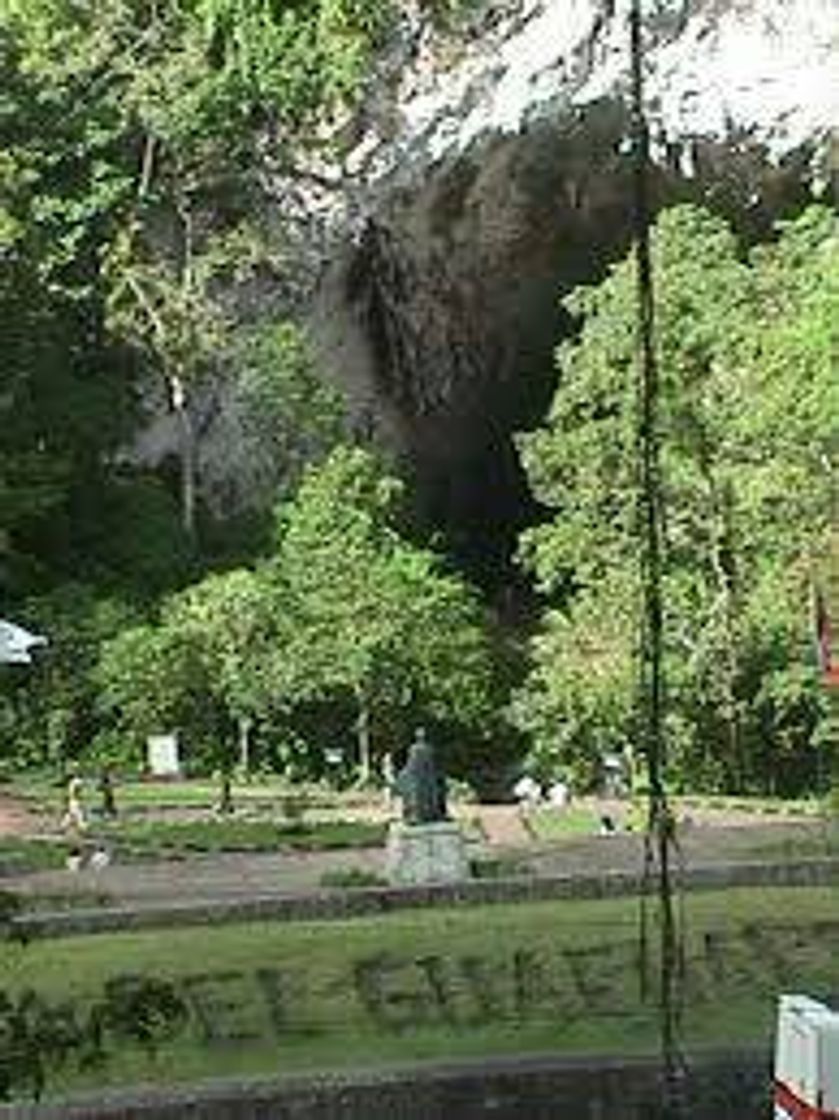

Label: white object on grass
[0,620,47,664]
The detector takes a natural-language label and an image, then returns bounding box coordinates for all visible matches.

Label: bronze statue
[394,727,447,824]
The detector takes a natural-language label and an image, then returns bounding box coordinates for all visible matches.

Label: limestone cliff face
[148,0,839,559]
[299,0,837,567]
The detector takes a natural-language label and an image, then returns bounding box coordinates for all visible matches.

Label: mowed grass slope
[6,775,379,815]
[3,887,838,1099]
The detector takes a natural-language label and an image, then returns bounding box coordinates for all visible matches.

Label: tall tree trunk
[238,716,252,774]
[173,193,197,540]
[709,481,742,791]
[355,689,372,784]
[170,373,196,538]
[218,769,233,815]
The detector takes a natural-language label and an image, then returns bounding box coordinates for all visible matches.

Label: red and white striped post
[774,995,839,1119]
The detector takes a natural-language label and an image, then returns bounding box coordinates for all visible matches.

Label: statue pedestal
[386,820,470,886]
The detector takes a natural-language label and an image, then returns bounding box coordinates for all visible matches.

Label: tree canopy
[1,0,834,800]
[513,204,838,795]
[0,0,395,583]
[93,448,496,778]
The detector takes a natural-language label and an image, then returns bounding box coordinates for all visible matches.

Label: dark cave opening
[415,433,544,592]
[407,298,575,596]
[322,102,832,598]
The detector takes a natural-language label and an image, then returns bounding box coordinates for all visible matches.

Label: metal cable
[629,3,688,1116]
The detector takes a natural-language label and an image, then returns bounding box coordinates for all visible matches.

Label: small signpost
[774,995,839,1119]
[146,733,181,778]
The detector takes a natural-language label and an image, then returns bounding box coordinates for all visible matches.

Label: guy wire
[629,3,688,1116]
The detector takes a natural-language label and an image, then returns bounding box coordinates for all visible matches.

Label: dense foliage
[513,204,838,796]
[1,2,834,799]
[94,448,497,780]
[0,0,404,581]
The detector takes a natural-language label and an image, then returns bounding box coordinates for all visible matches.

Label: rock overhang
[302,0,836,577]
[138,0,836,574]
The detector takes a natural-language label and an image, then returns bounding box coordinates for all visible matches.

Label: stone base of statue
[386,820,470,886]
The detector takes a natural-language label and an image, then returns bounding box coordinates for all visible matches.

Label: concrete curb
[0,1047,772,1120]
[10,856,839,940]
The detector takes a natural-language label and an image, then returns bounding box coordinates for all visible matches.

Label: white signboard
[147,733,181,778]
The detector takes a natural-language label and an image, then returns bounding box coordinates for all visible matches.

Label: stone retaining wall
[0,1050,771,1120]
[12,857,839,940]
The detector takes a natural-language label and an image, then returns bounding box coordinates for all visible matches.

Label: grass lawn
[3,886,837,1102]
[0,819,386,874]
[744,819,839,860]
[101,816,387,855]
[527,795,834,843]
[526,805,602,840]
[674,794,826,817]
[0,835,69,872]
[6,775,311,814]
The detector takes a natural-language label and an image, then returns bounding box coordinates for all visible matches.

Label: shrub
[319,867,388,889]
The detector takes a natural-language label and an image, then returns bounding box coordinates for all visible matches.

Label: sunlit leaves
[514,204,838,794]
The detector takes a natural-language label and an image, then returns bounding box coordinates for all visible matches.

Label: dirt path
[11,847,390,906]
[524,819,828,878]
[6,812,830,912]
[3,781,831,912]
[471,804,532,847]
[0,792,42,837]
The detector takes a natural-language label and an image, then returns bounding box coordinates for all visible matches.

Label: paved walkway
[11,847,390,906]
[7,814,828,912]
[3,782,830,911]
[471,803,532,846]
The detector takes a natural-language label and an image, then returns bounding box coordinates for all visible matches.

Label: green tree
[94,622,208,763]
[161,566,306,770]
[0,5,138,589]
[193,0,394,129]
[94,566,285,771]
[2,0,482,789]
[0,0,398,575]
[94,451,494,782]
[104,219,228,539]
[274,446,495,780]
[514,205,838,795]
[508,574,636,790]
[0,586,141,769]
[232,320,346,505]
